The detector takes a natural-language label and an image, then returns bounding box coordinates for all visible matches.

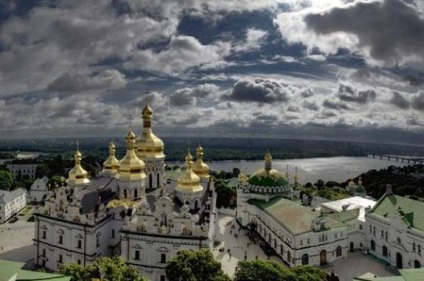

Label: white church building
[33,104,218,281]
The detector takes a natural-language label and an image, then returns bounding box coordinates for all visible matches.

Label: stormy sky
[0,0,423,144]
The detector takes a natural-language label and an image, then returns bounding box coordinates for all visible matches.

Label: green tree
[59,256,146,281]
[234,260,295,281]
[0,170,13,190]
[234,261,328,281]
[166,249,230,281]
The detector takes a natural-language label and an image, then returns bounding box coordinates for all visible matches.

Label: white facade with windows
[7,164,39,179]
[0,188,28,223]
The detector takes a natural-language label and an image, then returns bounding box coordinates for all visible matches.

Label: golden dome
[102,141,120,176]
[192,145,210,179]
[68,149,90,186]
[176,150,203,193]
[136,103,165,159]
[248,150,288,187]
[116,130,146,181]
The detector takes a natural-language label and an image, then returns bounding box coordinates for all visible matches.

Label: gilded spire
[102,140,120,176]
[192,145,210,179]
[117,130,146,181]
[136,102,165,159]
[68,147,90,186]
[176,149,203,193]
[264,150,272,171]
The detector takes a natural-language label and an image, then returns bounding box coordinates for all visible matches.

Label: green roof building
[0,259,70,281]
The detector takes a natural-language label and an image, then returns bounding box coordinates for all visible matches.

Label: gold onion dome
[192,145,210,179]
[116,130,146,181]
[248,150,288,187]
[103,141,120,174]
[68,149,90,186]
[176,150,203,193]
[136,103,165,159]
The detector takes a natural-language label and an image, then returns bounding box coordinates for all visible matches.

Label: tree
[234,260,295,281]
[0,170,13,190]
[166,249,230,281]
[59,256,147,281]
[234,261,327,281]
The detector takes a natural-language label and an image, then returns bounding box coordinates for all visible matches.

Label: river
[170,156,409,184]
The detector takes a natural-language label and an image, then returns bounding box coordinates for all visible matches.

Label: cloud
[390,92,410,109]
[323,100,349,110]
[412,91,424,111]
[223,78,298,103]
[338,84,376,104]
[304,0,424,65]
[125,35,231,75]
[47,69,127,92]
[233,28,268,53]
[169,90,196,107]
[275,0,424,66]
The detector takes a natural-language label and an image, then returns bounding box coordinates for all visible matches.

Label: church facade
[237,153,424,270]
[33,104,218,281]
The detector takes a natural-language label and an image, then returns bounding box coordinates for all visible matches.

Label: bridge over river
[368,154,424,165]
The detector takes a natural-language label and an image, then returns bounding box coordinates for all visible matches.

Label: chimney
[386,184,393,195]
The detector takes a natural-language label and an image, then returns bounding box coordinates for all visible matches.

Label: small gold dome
[102,141,120,176]
[68,149,90,186]
[192,145,210,179]
[116,130,146,181]
[136,103,165,159]
[176,150,203,193]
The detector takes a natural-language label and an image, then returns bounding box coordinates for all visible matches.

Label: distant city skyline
[0,0,423,144]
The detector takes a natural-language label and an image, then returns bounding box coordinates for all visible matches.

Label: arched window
[371,240,376,251]
[336,246,342,257]
[302,254,309,265]
[397,237,401,244]
[134,189,138,199]
[149,174,153,188]
[157,173,160,187]
[382,245,388,257]
[280,244,284,255]
[123,189,127,198]
[413,242,416,252]
[287,251,291,263]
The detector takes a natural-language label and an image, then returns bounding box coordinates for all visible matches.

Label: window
[112,229,115,238]
[42,231,46,239]
[369,225,372,233]
[359,224,363,230]
[287,251,291,263]
[413,242,416,252]
[371,240,376,251]
[77,240,82,249]
[42,248,46,257]
[77,259,81,265]
[397,237,401,244]
[419,245,421,255]
[160,276,166,281]
[135,250,140,260]
[302,254,309,265]
[58,254,63,263]
[58,235,63,244]
[381,230,384,238]
[96,237,100,247]
[383,246,388,257]
[161,253,166,263]
[280,244,284,255]
[336,246,342,257]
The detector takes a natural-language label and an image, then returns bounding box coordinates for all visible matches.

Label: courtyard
[0,211,399,280]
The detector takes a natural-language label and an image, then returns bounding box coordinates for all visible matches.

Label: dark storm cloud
[412,92,424,111]
[304,0,424,64]
[338,84,376,104]
[47,70,126,92]
[323,100,349,110]
[223,78,293,103]
[390,92,410,109]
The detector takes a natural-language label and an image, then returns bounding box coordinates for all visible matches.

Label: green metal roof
[399,268,424,281]
[248,197,350,235]
[370,194,424,231]
[0,259,71,281]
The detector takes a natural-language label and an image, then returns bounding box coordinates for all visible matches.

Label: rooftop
[0,259,70,281]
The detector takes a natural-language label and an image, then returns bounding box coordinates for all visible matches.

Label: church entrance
[415,260,421,268]
[320,250,327,265]
[396,252,403,269]
[350,242,354,252]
